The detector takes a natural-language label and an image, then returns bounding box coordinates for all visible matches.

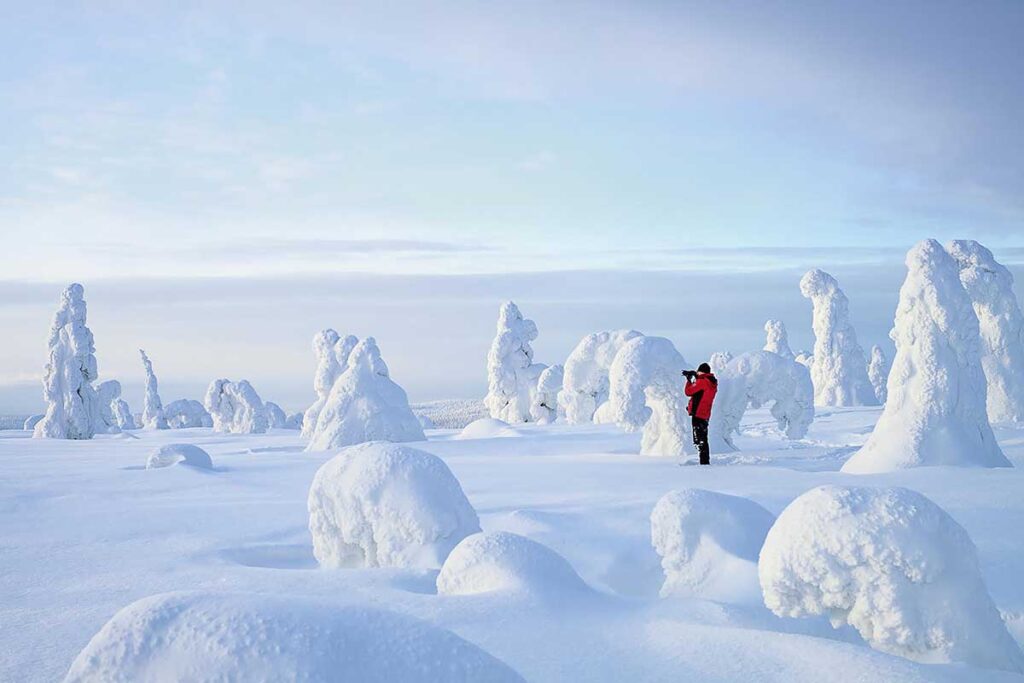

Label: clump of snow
[558,329,644,424]
[64,592,524,683]
[203,379,269,435]
[794,351,814,368]
[22,414,44,431]
[763,320,795,360]
[455,418,522,440]
[947,239,1024,424]
[607,336,691,457]
[146,443,214,470]
[759,485,1024,672]
[867,345,890,404]
[163,399,212,429]
[308,442,479,568]
[285,411,303,430]
[651,489,775,602]
[709,350,733,374]
[301,330,359,439]
[35,283,101,440]
[138,350,168,430]
[410,399,489,430]
[843,240,1010,473]
[531,364,563,424]
[799,269,877,406]
[484,302,548,423]
[94,380,123,434]
[437,531,589,598]
[264,401,291,429]
[305,338,424,451]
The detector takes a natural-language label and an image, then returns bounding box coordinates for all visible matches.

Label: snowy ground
[3,407,1024,681]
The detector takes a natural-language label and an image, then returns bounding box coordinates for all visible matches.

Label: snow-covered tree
[762,320,794,360]
[947,240,1024,424]
[799,269,876,406]
[302,330,359,438]
[306,337,425,451]
[794,351,813,368]
[843,240,1010,473]
[34,283,101,440]
[530,364,563,424]
[265,401,294,429]
[606,336,691,457]
[867,345,890,404]
[138,350,168,429]
[708,350,733,374]
[94,380,124,434]
[163,399,212,428]
[484,302,547,423]
[111,397,136,430]
[558,329,644,424]
[204,379,269,434]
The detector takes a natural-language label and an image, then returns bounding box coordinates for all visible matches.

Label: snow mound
[437,531,589,598]
[456,418,522,440]
[305,337,424,451]
[146,443,213,470]
[759,485,1024,672]
[308,442,480,569]
[64,591,524,683]
[651,489,775,602]
[843,240,1009,473]
[484,301,547,423]
[163,399,212,429]
[558,329,644,424]
[23,414,44,431]
[138,350,168,429]
[530,364,563,424]
[203,379,268,434]
[763,320,795,360]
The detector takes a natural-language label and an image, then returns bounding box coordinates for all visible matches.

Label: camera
[682,369,697,381]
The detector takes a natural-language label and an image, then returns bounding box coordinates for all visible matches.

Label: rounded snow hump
[146,443,213,470]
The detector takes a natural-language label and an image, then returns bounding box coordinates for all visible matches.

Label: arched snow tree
[139,350,168,429]
[484,302,547,423]
[558,329,643,424]
[762,320,795,360]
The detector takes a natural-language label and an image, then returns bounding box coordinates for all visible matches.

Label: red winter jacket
[684,372,718,421]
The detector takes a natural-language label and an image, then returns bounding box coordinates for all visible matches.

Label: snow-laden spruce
[146,443,214,470]
[762,320,795,360]
[301,330,358,438]
[709,350,733,374]
[843,240,1009,473]
[652,489,775,603]
[308,442,480,569]
[710,351,814,453]
[867,345,890,404]
[264,401,290,429]
[65,592,525,683]
[437,532,590,599]
[947,239,1024,424]
[799,269,876,406]
[606,336,691,457]
[203,379,269,434]
[305,337,424,451]
[760,485,1024,672]
[558,329,644,424]
[531,364,563,424]
[94,380,124,434]
[484,302,548,423]
[138,350,168,430]
[34,283,101,440]
[162,399,212,429]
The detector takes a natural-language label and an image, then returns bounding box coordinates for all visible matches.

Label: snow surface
[308,442,480,569]
[146,443,214,470]
[138,350,168,430]
[558,329,644,424]
[484,302,548,423]
[760,485,1024,672]
[456,417,523,440]
[203,378,269,435]
[162,398,212,429]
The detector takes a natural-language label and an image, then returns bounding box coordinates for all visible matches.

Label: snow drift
[138,350,168,430]
[799,269,876,406]
[558,329,644,424]
[484,302,547,423]
[531,364,563,424]
[203,379,268,434]
[759,485,1024,672]
[843,239,1009,473]
[651,489,775,602]
[64,591,524,683]
[308,442,480,569]
[456,418,522,440]
[305,337,424,451]
[162,399,212,429]
[146,443,214,470]
[763,320,795,360]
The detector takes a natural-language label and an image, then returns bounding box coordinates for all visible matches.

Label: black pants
[692,417,710,465]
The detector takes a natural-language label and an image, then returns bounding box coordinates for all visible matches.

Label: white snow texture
[484,302,547,423]
[305,337,424,451]
[203,379,269,434]
[138,350,168,430]
[162,399,212,429]
[94,380,123,434]
[307,442,480,569]
[146,443,214,470]
[301,329,358,438]
[867,345,890,404]
[799,269,877,407]
[264,401,291,429]
[759,485,1024,672]
[558,329,644,424]
[843,240,1009,473]
[763,320,795,360]
[531,364,564,424]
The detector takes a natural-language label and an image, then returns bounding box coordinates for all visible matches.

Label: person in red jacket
[683,362,718,465]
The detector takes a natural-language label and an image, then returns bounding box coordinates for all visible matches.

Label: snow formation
[34,283,100,440]
[531,364,563,424]
[651,489,775,602]
[162,399,212,429]
[203,379,269,434]
[867,345,890,404]
[947,239,1024,424]
[146,443,214,470]
[484,302,548,423]
[606,336,691,457]
[94,380,124,434]
[799,269,876,406]
[138,350,168,430]
[843,240,1009,473]
[760,485,1024,672]
[558,329,644,424]
[22,414,43,431]
[763,320,795,360]
[64,592,524,683]
[301,330,358,438]
[308,442,480,569]
[437,531,589,599]
[264,401,290,429]
[709,350,734,374]
[305,337,424,451]
[455,418,522,440]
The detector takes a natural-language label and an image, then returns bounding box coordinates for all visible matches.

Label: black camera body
[682,369,697,381]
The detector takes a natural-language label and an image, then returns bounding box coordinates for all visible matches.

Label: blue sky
[2,1,1023,412]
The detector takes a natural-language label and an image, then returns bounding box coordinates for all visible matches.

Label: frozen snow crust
[759,485,1024,672]
[64,591,524,683]
[308,442,480,569]
[146,443,213,470]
